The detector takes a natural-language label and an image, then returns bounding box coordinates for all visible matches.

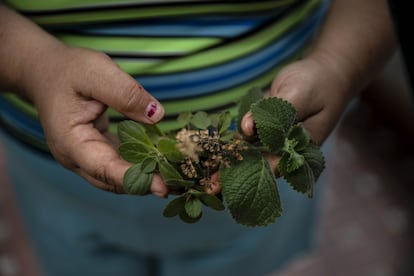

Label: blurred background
[1,51,413,276]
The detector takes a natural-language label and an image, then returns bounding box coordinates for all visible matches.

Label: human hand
[23,46,168,196]
[241,56,353,174]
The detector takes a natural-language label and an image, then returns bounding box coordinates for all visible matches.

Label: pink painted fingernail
[146,102,157,118]
[145,102,164,122]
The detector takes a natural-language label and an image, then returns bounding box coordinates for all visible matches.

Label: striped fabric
[0,0,329,154]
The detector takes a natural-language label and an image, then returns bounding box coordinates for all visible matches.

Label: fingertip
[145,101,165,123]
[241,112,256,136]
[151,174,169,198]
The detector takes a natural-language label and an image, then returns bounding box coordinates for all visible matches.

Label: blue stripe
[66,14,276,38]
[137,2,327,100]
[0,97,45,140]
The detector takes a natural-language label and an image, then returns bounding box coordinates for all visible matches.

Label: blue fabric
[138,7,327,100]
[72,14,276,38]
[0,130,321,276]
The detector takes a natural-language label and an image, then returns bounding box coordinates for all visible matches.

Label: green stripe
[0,116,49,151]
[107,50,302,120]
[115,59,162,75]
[5,0,149,10]
[2,94,38,118]
[56,34,221,55]
[4,49,302,135]
[135,0,321,74]
[23,1,297,25]
[108,105,239,134]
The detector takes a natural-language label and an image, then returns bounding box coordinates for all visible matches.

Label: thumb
[78,56,164,124]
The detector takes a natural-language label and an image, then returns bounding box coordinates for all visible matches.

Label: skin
[0,0,396,196]
[241,0,396,174]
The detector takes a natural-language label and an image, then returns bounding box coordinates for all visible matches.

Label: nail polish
[146,102,157,118]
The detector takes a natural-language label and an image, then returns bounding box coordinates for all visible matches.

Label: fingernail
[242,119,254,136]
[145,102,164,122]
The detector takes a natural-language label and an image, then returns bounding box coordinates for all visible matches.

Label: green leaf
[208,113,221,128]
[190,111,211,129]
[143,124,164,144]
[237,87,263,132]
[158,160,187,188]
[279,144,325,198]
[177,111,193,126]
[163,196,186,217]
[118,120,154,147]
[219,150,281,226]
[251,98,296,153]
[287,124,310,151]
[119,142,153,163]
[282,138,305,173]
[184,197,203,218]
[157,138,184,163]
[141,157,157,173]
[219,131,234,142]
[123,163,153,195]
[179,210,202,223]
[200,194,225,211]
[218,111,232,134]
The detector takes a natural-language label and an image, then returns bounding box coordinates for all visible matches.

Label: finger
[240,112,256,137]
[263,153,281,177]
[204,172,221,195]
[77,54,164,124]
[300,111,337,146]
[68,124,169,197]
[270,81,323,122]
[93,114,121,147]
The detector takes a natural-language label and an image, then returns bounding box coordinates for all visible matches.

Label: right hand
[23,45,169,197]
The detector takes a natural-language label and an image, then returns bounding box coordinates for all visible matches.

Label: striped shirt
[0,0,329,154]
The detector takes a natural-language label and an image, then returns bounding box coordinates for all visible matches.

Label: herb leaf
[282,139,305,173]
[287,124,310,151]
[157,138,184,163]
[219,150,281,226]
[158,160,192,188]
[200,194,225,211]
[118,120,154,147]
[279,143,325,198]
[123,163,153,195]
[119,142,153,163]
[184,197,203,219]
[251,98,296,153]
[179,210,202,223]
[237,87,263,132]
[163,196,186,217]
[177,111,192,126]
[190,111,211,129]
[218,111,232,134]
